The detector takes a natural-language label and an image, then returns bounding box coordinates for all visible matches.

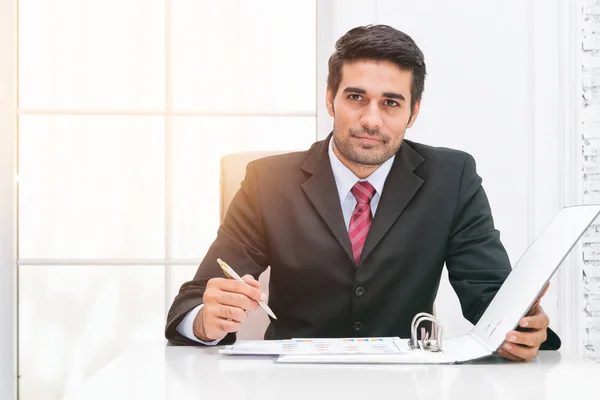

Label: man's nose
[360,102,383,131]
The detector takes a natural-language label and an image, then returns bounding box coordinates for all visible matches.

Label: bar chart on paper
[219,337,407,356]
[283,337,405,355]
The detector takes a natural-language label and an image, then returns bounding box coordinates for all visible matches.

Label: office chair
[220,151,288,339]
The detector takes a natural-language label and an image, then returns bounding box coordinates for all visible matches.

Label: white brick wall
[583,0,600,362]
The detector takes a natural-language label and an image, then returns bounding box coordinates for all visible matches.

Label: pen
[216,258,277,320]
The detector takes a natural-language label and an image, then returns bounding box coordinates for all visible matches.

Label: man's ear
[406,99,421,128]
[326,89,335,117]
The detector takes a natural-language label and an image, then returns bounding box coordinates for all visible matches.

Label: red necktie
[348,181,376,264]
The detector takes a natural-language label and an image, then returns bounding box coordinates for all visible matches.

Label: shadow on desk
[162,345,559,400]
[165,350,443,398]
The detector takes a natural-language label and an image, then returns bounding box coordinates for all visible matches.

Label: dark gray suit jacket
[165,135,560,349]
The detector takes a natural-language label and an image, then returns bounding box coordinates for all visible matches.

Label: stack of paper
[219,337,408,356]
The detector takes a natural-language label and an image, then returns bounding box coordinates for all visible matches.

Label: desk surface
[63,342,600,400]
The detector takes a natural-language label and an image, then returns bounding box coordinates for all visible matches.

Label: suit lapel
[359,142,425,266]
[300,136,355,264]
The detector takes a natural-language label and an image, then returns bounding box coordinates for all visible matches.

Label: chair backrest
[220,151,290,339]
[220,151,289,223]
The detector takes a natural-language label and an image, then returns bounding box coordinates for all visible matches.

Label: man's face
[327,60,420,167]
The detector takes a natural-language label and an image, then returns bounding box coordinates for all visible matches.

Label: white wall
[0,0,17,398]
[318,0,572,340]
[581,0,600,361]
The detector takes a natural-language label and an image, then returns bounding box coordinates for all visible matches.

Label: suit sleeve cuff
[540,327,561,351]
[176,304,221,345]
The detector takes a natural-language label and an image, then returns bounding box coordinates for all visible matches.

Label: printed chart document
[220,205,600,364]
[219,337,408,356]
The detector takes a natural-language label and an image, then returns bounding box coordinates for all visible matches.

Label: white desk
[63,342,600,400]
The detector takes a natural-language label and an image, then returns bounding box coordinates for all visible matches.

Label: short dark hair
[327,24,427,112]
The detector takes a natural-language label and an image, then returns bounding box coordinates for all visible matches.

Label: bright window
[17,1,317,399]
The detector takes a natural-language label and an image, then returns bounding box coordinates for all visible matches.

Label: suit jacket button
[353,321,363,331]
[355,286,365,297]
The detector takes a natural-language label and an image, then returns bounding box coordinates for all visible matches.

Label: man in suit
[165,24,559,361]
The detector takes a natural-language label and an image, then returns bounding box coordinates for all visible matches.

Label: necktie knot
[351,181,376,205]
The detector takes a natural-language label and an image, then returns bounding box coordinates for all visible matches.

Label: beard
[333,125,402,166]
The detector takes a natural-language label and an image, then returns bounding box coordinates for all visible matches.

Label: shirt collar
[328,136,395,203]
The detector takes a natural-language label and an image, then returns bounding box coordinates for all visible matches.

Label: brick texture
[582,0,600,362]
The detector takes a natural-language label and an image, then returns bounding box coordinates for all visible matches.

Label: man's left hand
[496,284,550,362]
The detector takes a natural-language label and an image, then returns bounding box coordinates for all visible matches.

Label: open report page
[221,205,600,364]
[471,205,600,353]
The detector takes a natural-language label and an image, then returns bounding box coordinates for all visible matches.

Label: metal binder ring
[410,312,434,347]
[410,312,444,351]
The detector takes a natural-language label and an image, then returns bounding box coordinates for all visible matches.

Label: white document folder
[221,205,600,364]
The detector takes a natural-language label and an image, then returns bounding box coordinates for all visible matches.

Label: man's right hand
[193,275,265,342]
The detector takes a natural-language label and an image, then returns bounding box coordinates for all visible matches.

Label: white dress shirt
[328,138,395,229]
[176,137,396,344]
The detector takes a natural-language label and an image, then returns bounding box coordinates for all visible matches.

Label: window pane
[168,265,199,309]
[170,116,316,259]
[18,265,164,400]
[19,0,165,109]
[18,116,165,259]
[171,0,316,113]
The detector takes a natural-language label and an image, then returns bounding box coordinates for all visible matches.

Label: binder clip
[409,312,444,352]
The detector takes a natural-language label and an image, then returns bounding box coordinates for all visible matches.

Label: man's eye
[384,100,399,107]
[348,94,363,101]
